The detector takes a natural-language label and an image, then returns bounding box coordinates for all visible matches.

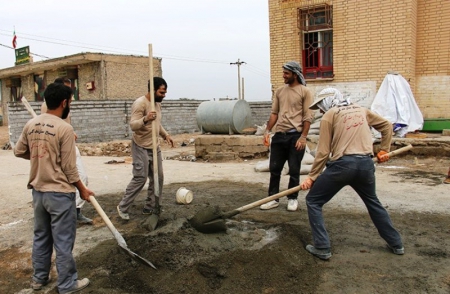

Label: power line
[0,30,232,65]
[0,29,271,75]
[0,42,50,59]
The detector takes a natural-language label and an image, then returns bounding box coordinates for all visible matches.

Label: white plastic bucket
[176,187,194,204]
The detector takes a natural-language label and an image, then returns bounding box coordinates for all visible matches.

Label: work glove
[263,131,271,147]
[376,150,390,163]
[300,177,314,190]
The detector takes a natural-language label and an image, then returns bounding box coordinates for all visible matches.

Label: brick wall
[269,0,450,119]
[269,0,306,93]
[333,0,417,90]
[7,100,272,144]
[415,0,450,118]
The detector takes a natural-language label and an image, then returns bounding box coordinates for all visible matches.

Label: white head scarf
[316,88,351,112]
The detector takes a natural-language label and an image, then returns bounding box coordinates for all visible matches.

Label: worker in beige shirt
[14,82,93,293]
[299,87,403,260]
[260,61,314,212]
[41,78,92,225]
[117,77,174,220]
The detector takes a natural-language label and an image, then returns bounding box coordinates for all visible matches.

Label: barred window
[298,5,333,79]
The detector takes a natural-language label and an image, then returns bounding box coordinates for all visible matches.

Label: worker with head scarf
[260,61,314,212]
[300,87,404,260]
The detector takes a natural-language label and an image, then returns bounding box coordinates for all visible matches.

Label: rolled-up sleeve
[302,89,314,123]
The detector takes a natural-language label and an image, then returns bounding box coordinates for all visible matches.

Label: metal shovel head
[119,243,157,269]
[142,205,161,231]
[144,214,159,232]
[189,206,227,234]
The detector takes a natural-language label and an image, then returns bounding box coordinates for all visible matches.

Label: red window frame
[302,30,333,79]
[298,6,334,79]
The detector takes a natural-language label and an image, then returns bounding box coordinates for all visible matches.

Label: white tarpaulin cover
[371,73,423,135]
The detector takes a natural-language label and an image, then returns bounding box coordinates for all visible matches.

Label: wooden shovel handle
[234,144,413,214]
[148,44,160,197]
[373,144,413,162]
[89,196,127,247]
[234,185,303,214]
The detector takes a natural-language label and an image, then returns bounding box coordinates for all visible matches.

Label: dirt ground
[1,125,450,294]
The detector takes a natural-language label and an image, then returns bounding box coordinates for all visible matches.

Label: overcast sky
[0,0,272,101]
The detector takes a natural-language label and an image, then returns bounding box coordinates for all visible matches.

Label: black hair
[54,77,71,85]
[44,83,72,110]
[148,77,167,92]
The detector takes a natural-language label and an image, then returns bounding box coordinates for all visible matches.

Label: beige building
[0,52,162,125]
[269,0,450,121]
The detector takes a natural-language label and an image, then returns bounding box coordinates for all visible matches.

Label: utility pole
[230,59,246,100]
[241,77,245,100]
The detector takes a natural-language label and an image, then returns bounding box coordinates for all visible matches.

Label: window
[298,5,333,79]
[7,78,22,102]
[34,75,46,101]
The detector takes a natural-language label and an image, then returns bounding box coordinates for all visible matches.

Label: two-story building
[269,0,450,130]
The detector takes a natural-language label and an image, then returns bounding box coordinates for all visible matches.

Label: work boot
[30,276,51,290]
[116,205,129,220]
[61,278,90,294]
[443,176,450,184]
[260,200,279,210]
[77,212,93,224]
[287,199,298,211]
[306,244,332,260]
[387,244,405,255]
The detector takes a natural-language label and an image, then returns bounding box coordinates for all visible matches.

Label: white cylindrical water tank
[196,100,253,134]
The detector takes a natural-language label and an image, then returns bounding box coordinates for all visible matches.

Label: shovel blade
[119,244,157,269]
[142,205,161,231]
[189,206,228,234]
[195,218,227,234]
[145,214,159,231]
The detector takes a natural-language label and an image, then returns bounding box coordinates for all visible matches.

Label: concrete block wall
[249,102,272,127]
[7,101,133,144]
[160,100,205,135]
[7,100,273,144]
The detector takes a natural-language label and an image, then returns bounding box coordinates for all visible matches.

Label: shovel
[189,144,414,234]
[145,43,160,231]
[189,185,305,233]
[89,196,157,269]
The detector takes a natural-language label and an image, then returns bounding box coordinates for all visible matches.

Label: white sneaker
[260,200,279,210]
[62,278,90,294]
[287,199,298,211]
[117,205,130,220]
